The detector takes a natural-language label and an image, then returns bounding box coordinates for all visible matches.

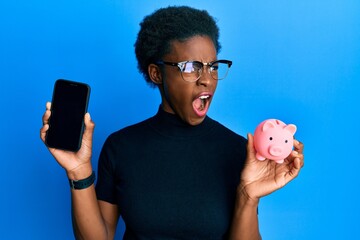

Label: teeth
[198,95,209,110]
[199,95,210,99]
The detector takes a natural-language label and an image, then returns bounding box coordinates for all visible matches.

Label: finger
[82,113,95,147]
[297,152,304,168]
[46,101,51,110]
[84,113,95,131]
[42,102,52,125]
[289,149,304,167]
[285,157,302,183]
[40,123,49,142]
[293,139,304,154]
[293,139,304,168]
[42,109,51,125]
[40,102,52,141]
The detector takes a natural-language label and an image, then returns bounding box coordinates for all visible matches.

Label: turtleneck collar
[148,106,215,138]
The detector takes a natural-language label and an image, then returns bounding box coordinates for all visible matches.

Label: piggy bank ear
[262,120,276,132]
[285,124,297,135]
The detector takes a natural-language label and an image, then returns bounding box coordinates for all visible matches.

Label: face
[151,36,218,126]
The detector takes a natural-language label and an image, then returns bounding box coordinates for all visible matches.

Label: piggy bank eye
[269,137,273,141]
[285,140,288,143]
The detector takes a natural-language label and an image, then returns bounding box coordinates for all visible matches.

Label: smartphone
[45,79,91,151]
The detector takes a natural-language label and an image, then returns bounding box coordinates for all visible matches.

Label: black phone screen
[45,79,90,151]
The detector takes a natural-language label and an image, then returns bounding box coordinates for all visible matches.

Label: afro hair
[134,6,221,87]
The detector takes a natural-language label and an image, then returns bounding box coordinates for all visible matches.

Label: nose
[269,146,283,157]
[196,67,214,87]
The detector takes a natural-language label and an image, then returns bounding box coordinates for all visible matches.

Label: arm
[71,180,119,240]
[229,134,304,240]
[228,190,261,240]
[40,102,119,239]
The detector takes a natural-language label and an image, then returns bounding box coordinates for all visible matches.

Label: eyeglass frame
[155,59,233,82]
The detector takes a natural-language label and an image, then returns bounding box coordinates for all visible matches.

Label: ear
[262,120,276,132]
[285,124,297,135]
[148,63,163,85]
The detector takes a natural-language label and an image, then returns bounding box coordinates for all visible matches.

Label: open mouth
[192,94,211,117]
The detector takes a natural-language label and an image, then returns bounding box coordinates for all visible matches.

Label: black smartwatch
[69,171,96,190]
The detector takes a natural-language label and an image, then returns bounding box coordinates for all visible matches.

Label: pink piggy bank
[253,119,297,164]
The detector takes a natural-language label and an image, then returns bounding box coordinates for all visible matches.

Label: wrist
[236,184,260,208]
[66,163,93,181]
[69,171,96,190]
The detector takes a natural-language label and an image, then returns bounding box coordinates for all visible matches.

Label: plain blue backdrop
[1,0,359,239]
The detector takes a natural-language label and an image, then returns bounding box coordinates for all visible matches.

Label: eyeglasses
[156,60,232,82]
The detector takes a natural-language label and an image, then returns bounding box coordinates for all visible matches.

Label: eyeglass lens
[181,61,230,82]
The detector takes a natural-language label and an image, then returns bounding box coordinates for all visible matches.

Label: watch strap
[69,171,96,190]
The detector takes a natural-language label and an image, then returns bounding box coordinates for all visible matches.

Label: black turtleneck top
[96,107,247,239]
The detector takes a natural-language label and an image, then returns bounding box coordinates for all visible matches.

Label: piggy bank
[253,119,297,163]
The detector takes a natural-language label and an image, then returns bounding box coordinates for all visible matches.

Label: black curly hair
[134,6,221,87]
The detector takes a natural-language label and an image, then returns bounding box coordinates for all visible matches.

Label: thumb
[82,113,95,146]
[246,133,256,160]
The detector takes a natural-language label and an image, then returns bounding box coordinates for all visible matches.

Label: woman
[40,6,304,240]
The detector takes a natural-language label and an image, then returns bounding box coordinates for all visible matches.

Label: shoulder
[207,116,247,143]
[107,116,155,142]
[98,116,155,162]
[205,116,248,158]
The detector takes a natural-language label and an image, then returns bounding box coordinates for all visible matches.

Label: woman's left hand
[238,133,304,203]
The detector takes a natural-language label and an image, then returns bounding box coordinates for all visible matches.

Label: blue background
[1,0,359,239]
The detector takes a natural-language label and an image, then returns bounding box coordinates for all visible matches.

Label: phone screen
[45,79,90,151]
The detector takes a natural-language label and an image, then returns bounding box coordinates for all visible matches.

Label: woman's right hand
[40,102,95,180]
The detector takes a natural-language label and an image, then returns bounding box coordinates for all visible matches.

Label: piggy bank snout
[269,145,284,157]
